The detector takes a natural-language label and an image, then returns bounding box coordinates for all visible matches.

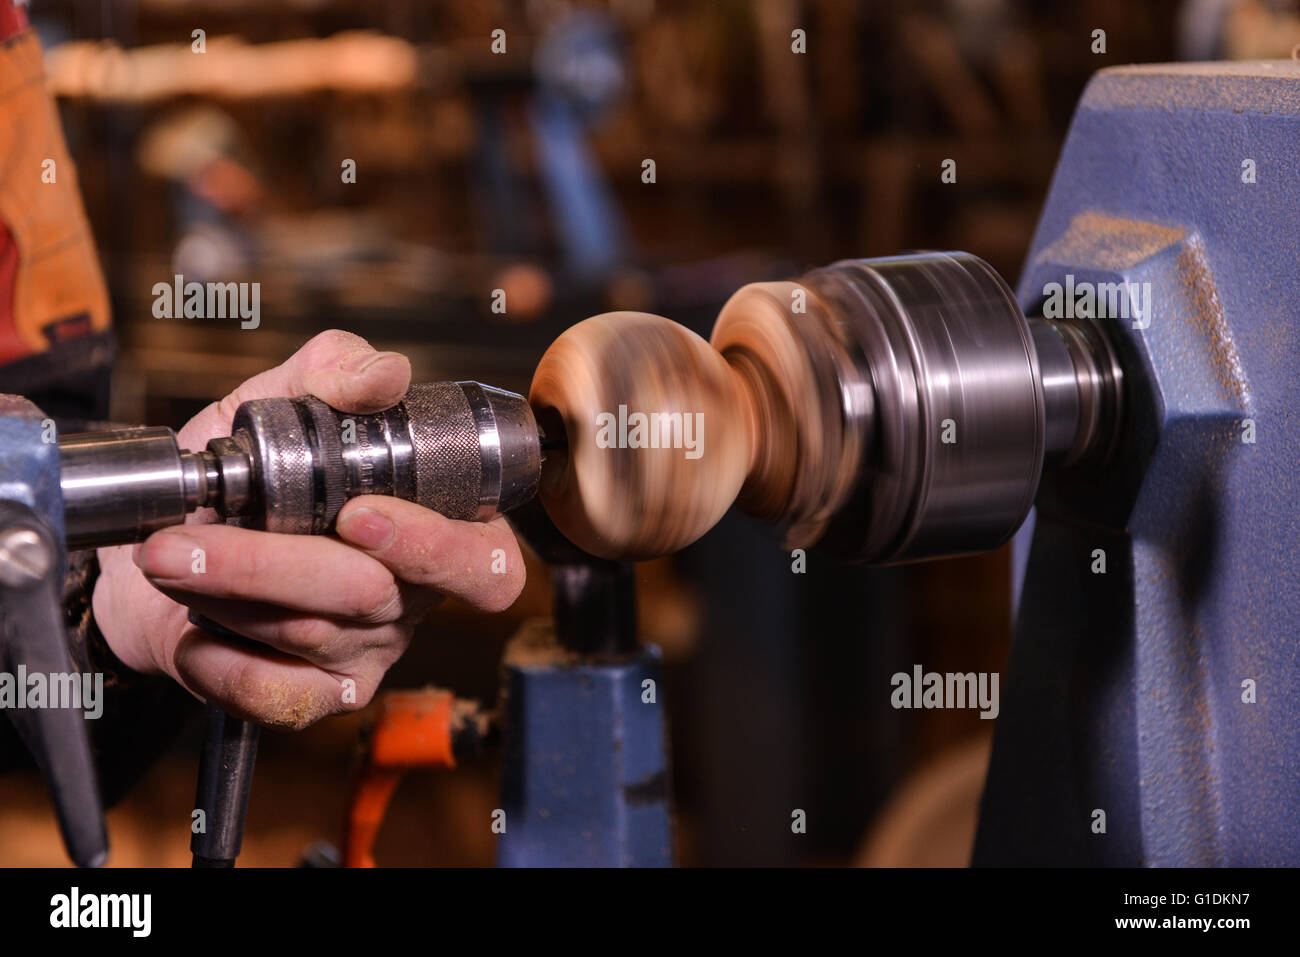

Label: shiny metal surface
[229,397,315,534]
[762,251,1125,564]
[401,382,484,521]
[801,253,1044,563]
[0,526,51,587]
[461,381,544,518]
[56,382,542,548]
[220,381,540,533]
[461,381,504,521]
[335,400,415,504]
[203,437,251,514]
[1037,314,1125,469]
[302,396,347,527]
[59,427,197,549]
[1030,319,1082,466]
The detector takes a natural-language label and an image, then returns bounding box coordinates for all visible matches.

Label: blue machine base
[497,621,672,867]
[978,62,1300,866]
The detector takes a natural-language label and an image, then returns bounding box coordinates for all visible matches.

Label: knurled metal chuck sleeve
[216,382,542,535]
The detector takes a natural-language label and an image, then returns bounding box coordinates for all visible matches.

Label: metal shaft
[59,428,209,550]
[191,701,260,867]
[57,381,542,548]
[1028,313,1124,469]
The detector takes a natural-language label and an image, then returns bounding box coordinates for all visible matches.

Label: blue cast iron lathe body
[978,61,1300,866]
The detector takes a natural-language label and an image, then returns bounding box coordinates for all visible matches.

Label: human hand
[92,330,525,728]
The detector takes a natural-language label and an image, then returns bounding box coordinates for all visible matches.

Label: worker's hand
[92,330,526,729]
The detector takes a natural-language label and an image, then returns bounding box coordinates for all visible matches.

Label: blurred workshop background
[2,0,1292,866]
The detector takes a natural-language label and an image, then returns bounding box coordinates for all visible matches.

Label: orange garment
[0,16,110,366]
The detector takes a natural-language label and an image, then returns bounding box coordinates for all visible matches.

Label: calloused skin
[92,330,526,729]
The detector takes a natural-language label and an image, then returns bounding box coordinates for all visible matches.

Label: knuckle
[348,575,403,623]
[307,328,368,364]
[264,705,326,732]
[311,328,365,349]
[206,644,328,730]
[289,616,343,660]
[241,677,334,731]
[214,392,244,425]
[338,675,377,714]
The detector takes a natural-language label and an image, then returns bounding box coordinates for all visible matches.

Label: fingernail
[136,530,203,579]
[341,350,403,375]
[338,508,394,550]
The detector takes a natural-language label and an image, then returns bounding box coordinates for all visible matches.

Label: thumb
[178,330,411,448]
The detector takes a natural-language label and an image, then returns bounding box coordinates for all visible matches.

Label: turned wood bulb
[528,291,848,561]
[529,311,757,560]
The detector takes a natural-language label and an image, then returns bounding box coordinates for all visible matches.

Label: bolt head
[0,527,52,587]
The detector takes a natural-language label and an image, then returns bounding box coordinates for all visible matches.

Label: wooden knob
[529,289,858,561]
[711,281,858,541]
[529,312,756,560]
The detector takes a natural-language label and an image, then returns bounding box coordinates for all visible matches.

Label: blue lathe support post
[497,559,673,867]
[978,62,1300,866]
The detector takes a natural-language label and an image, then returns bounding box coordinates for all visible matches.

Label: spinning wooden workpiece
[529,291,851,560]
[530,252,1121,564]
